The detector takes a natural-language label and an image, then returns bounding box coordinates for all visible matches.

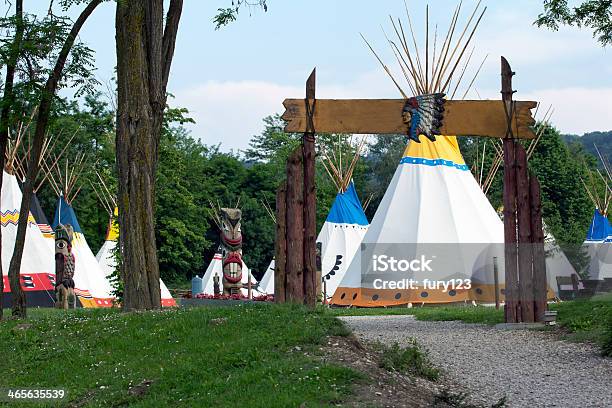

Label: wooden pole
[516,144,534,323]
[274,182,287,303]
[501,56,519,323]
[303,68,317,308]
[530,174,547,321]
[493,256,500,310]
[286,147,304,302]
[247,273,252,300]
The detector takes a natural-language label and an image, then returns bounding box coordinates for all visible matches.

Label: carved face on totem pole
[55,224,76,308]
[219,208,243,295]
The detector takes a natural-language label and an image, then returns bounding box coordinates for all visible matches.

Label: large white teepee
[200,252,255,296]
[332,137,507,306]
[1,171,55,307]
[95,207,176,307]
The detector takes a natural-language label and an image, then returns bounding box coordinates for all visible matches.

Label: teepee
[91,174,176,306]
[582,149,612,281]
[258,260,275,295]
[319,138,369,300]
[1,121,55,307]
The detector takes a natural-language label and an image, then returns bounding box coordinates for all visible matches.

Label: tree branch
[161,0,183,92]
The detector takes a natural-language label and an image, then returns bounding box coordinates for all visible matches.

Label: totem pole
[55,224,76,309]
[219,208,244,295]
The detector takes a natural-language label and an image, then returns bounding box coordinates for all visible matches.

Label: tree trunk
[8,0,101,319]
[0,0,23,319]
[115,0,182,310]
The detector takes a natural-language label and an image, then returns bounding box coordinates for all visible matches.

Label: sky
[44,1,612,151]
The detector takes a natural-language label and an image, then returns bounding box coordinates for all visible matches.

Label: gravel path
[340,315,612,408]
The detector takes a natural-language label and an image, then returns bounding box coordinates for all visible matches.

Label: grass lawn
[0,304,361,407]
[330,293,612,348]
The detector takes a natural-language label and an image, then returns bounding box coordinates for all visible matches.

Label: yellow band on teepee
[400,135,467,170]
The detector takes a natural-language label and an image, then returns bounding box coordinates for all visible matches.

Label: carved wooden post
[275,183,287,303]
[516,144,534,322]
[501,56,519,323]
[303,68,317,308]
[286,148,304,302]
[530,174,547,321]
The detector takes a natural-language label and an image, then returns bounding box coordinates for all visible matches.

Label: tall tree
[115,0,183,310]
[536,0,612,46]
[7,0,102,318]
[0,0,23,319]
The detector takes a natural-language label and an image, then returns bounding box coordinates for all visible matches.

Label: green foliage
[536,0,612,46]
[563,131,612,168]
[0,304,361,407]
[0,4,99,100]
[213,0,268,30]
[550,294,612,347]
[378,340,440,381]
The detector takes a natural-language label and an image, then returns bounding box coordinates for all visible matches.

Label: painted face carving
[218,208,243,294]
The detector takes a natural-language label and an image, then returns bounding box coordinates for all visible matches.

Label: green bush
[379,339,440,381]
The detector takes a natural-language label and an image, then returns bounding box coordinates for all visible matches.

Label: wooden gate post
[516,144,534,322]
[303,68,317,308]
[501,56,519,323]
[285,148,304,302]
[530,175,547,321]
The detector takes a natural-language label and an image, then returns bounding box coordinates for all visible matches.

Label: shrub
[379,339,440,381]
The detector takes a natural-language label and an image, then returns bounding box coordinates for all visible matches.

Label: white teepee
[318,138,370,300]
[258,259,275,295]
[332,137,507,306]
[1,170,55,307]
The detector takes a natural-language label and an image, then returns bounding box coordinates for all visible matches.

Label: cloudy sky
[58,0,611,151]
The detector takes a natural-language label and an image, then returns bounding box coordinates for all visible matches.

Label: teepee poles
[361,0,487,99]
[321,136,366,193]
